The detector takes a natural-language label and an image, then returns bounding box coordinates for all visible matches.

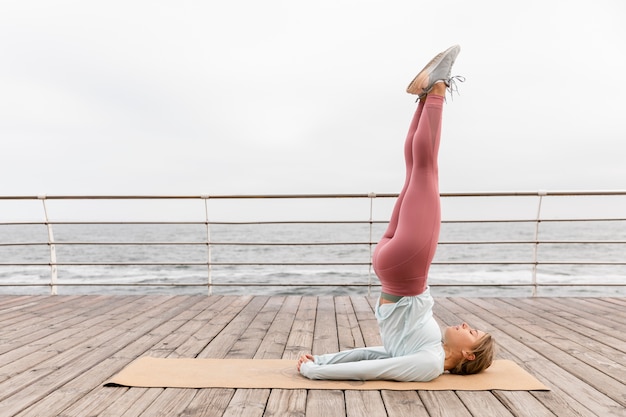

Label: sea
[1,220,625,297]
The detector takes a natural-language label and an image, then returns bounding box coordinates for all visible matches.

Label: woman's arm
[314,346,389,365]
[299,348,442,382]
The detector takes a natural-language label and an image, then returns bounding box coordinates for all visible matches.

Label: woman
[298,45,495,382]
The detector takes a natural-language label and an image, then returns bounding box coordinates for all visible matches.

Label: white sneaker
[406,45,461,97]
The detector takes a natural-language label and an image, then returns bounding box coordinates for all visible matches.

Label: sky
[1,0,625,201]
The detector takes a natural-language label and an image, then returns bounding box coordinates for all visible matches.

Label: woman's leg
[379,99,426,241]
[373,89,445,296]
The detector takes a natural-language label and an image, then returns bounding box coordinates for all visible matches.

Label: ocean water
[1,220,625,297]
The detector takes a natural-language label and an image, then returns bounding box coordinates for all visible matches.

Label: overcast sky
[2,0,625,199]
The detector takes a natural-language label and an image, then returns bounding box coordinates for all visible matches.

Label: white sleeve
[300,347,442,382]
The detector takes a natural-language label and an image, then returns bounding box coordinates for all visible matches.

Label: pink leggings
[372,94,444,296]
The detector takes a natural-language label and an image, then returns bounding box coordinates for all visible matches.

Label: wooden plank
[140,295,223,358]
[600,297,626,309]
[306,390,345,417]
[54,384,135,417]
[337,297,388,417]
[256,297,306,417]
[1,298,222,415]
[523,390,595,417]
[494,391,557,417]
[132,290,241,415]
[553,297,626,332]
[227,296,281,359]
[179,389,236,417]
[0,296,158,400]
[221,389,271,417]
[476,297,626,403]
[198,296,268,358]
[221,297,285,416]
[568,298,626,321]
[11,296,201,416]
[432,300,522,416]
[418,391,472,417]
[465,297,618,417]
[350,296,381,346]
[263,389,308,417]
[455,392,515,417]
[0,295,110,347]
[52,296,219,416]
[135,388,198,416]
[0,296,143,378]
[99,388,163,417]
[536,298,626,347]
[307,297,343,417]
[0,294,74,314]
[8,296,202,417]
[435,298,590,417]
[504,298,626,377]
[381,390,428,417]
[0,295,35,310]
[0,295,75,330]
[283,297,317,359]
[175,296,253,358]
[256,295,300,359]
[344,391,387,417]
[312,296,338,355]
[335,296,365,351]
[208,296,281,416]
[79,296,227,414]
[444,297,622,417]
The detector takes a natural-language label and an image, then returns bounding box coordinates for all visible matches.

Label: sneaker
[406,45,461,97]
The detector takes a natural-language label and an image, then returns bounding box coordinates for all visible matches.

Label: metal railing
[1,191,625,296]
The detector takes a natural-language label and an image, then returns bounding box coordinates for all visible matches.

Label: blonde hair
[449,333,496,375]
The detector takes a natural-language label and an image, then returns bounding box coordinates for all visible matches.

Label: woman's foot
[407,45,460,98]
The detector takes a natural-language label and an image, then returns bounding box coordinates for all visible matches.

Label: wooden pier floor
[0,295,624,417]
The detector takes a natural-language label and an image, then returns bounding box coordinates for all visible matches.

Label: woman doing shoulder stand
[298,45,496,382]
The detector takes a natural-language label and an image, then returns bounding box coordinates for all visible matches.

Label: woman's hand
[297,353,314,372]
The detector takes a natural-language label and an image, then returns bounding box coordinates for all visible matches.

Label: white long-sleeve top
[300,288,444,382]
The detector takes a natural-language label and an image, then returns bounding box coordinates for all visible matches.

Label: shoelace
[445,75,466,99]
[415,75,466,102]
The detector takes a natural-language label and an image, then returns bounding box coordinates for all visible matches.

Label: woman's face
[443,322,485,353]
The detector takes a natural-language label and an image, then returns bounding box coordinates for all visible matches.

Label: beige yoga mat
[106,357,549,391]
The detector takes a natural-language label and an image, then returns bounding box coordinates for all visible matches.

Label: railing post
[202,196,212,296]
[39,196,58,295]
[531,191,547,297]
[367,192,376,297]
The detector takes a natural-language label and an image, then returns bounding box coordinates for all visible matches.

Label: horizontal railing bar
[1,282,624,288]
[2,261,626,267]
[2,218,626,227]
[2,240,625,248]
[4,217,626,225]
[0,241,372,247]
[437,261,626,265]
[441,190,626,197]
[0,262,370,266]
[444,240,626,245]
[2,190,626,200]
[0,194,396,200]
[444,218,626,223]
[3,221,374,226]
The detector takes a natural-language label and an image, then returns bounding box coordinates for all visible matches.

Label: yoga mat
[106,358,549,391]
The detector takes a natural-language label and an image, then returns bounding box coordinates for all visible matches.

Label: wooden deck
[0,295,624,417]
